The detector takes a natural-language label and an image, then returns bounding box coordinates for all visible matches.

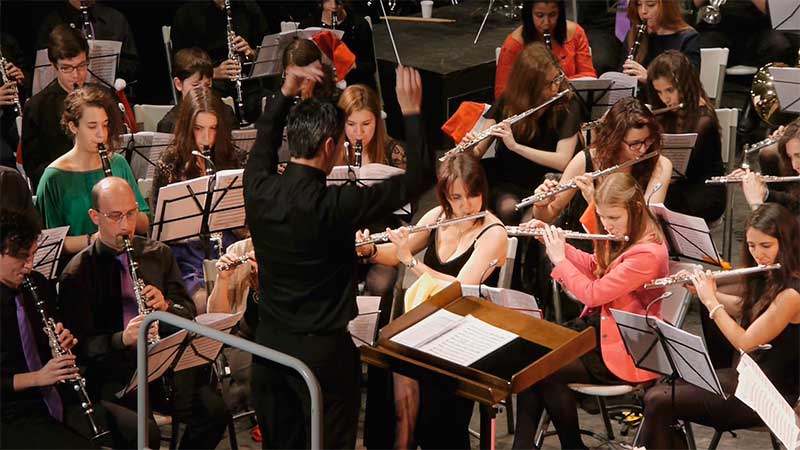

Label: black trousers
[252,329,361,449]
[1,408,98,449]
[415,383,475,450]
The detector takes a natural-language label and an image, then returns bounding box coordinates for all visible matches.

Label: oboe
[440,89,569,161]
[354,139,363,167]
[22,277,110,442]
[80,0,93,40]
[705,174,800,184]
[356,211,488,247]
[643,264,780,289]
[122,237,159,345]
[97,144,112,177]
[224,0,247,126]
[515,151,659,210]
[506,226,629,242]
[626,23,647,62]
[218,255,252,271]
[0,51,22,116]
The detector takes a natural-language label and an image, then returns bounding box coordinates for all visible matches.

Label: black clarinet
[22,277,110,442]
[202,145,215,175]
[80,0,94,40]
[626,23,647,63]
[543,32,552,51]
[97,144,112,177]
[354,139,363,167]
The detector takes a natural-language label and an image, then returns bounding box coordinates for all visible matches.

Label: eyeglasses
[98,208,138,223]
[546,73,565,88]
[57,61,89,74]
[622,137,653,151]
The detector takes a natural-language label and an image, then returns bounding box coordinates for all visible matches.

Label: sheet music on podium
[661,133,697,178]
[251,28,345,79]
[32,226,69,280]
[735,352,800,450]
[348,296,381,347]
[120,132,173,180]
[207,169,245,232]
[391,309,518,367]
[33,40,122,95]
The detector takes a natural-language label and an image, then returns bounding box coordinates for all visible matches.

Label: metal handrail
[137,311,323,449]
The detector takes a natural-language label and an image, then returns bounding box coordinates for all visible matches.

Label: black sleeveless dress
[421,222,504,287]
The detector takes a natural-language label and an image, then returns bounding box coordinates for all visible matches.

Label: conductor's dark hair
[286,98,343,159]
[0,209,41,258]
[48,24,89,64]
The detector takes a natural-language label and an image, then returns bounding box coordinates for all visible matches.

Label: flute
[356,211,488,247]
[218,255,252,271]
[644,264,780,289]
[506,226,629,242]
[581,103,683,131]
[515,151,659,210]
[98,143,112,177]
[705,174,800,184]
[744,136,777,154]
[439,89,570,161]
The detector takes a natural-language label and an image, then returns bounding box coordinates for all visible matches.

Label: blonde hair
[337,84,389,165]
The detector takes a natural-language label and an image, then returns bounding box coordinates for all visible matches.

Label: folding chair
[162,26,178,105]
[133,104,173,132]
[700,48,729,107]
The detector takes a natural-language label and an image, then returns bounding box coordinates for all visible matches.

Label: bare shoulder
[419,206,445,226]
[775,287,800,324]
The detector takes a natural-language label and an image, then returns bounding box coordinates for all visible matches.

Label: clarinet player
[244,62,435,448]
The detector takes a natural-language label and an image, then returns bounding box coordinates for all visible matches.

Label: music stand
[769,67,800,114]
[569,78,614,124]
[117,329,188,398]
[326,163,412,215]
[249,28,346,80]
[461,284,543,319]
[32,226,70,280]
[769,0,800,32]
[649,203,723,267]
[661,133,698,179]
[120,132,173,180]
[231,129,258,154]
[349,296,382,347]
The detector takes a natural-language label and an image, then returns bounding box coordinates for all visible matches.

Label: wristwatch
[404,257,418,269]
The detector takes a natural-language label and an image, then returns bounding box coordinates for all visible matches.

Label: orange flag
[310,31,356,81]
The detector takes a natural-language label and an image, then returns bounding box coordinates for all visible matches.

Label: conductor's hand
[35,355,80,387]
[55,322,78,351]
[396,66,422,116]
[214,59,241,81]
[541,225,567,265]
[532,178,560,207]
[122,315,159,347]
[281,62,324,98]
[142,285,168,311]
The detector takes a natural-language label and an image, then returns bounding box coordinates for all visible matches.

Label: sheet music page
[391,309,464,348]
[735,352,800,450]
[33,226,70,280]
[461,285,542,319]
[209,169,245,232]
[232,128,258,154]
[123,132,173,180]
[151,176,210,242]
[417,314,518,366]
[661,133,698,177]
[195,312,242,330]
[594,72,637,119]
[649,203,720,264]
[348,296,382,347]
[769,0,800,31]
[119,329,187,396]
[655,318,725,396]
[769,67,800,114]
[610,309,672,376]
[358,163,405,185]
[33,40,122,95]
[327,165,360,186]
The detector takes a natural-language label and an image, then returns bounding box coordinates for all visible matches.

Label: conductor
[243,63,433,449]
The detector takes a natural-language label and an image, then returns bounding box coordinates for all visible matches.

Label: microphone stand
[477,259,499,299]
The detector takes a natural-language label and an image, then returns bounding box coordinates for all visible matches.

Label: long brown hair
[436,153,489,221]
[61,84,125,153]
[593,97,662,189]
[647,50,717,134]
[338,84,388,165]
[162,86,237,182]
[626,0,691,63]
[740,203,800,327]
[502,42,569,142]
[592,172,664,277]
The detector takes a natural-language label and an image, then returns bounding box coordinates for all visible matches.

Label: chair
[137,178,154,205]
[280,21,299,32]
[534,263,695,448]
[725,65,758,77]
[162,26,178,105]
[133,104,173,132]
[496,47,501,64]
[700,48,729,107]
[714,108,739,259]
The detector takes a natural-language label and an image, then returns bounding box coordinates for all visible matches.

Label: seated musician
[729,118,800,218]
[512,172,669,449]
[647,50,725,223]
[639,203,800,448]
[153,85,248,314]
[495,0,596,99]
[357,153,508,449]
[157,47,238,134]
[466,42,581,225]
[35,84,150,256]
[58,177,229,450]
[0,209,98,449]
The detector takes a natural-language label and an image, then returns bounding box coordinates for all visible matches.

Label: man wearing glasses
[58,177,230,450]
[21,25,90,190]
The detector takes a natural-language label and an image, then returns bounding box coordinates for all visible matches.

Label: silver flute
[506,226,629,241]
[356,211,488,247]
[218,255,252,271]
[0,51,22,116]
[224,0,247,126]
[439,89,570,161]
[22,276,110,442]
[98,143,112,177]
[705,174,800,184]
[643,263,781,289]
[626,23,647,62]
[744,136,777,155]
[122,237,159,345]
[515,151,659,210]
[580,103,683,132]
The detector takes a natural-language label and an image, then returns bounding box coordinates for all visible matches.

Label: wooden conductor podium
[360,282,596,448]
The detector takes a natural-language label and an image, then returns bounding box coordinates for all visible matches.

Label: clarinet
[122,237,159,345]
[354,139,363,167]
[0,51,22,116]
[543,32,552,50]
[626,23,647,63]
[22,277,110,442]
[80,0,93,40]
[202,145,215,175]
[224,0,248,126]
[97,144,112,177]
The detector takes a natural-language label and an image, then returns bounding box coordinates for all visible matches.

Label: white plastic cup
[421,0,433,18]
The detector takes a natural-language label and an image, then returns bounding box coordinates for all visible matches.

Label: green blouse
[35,153,151,236]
